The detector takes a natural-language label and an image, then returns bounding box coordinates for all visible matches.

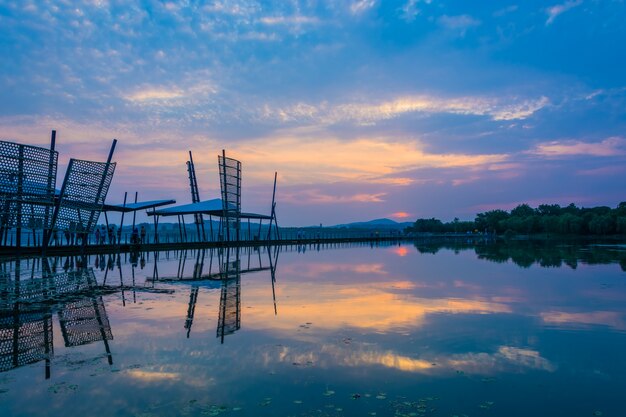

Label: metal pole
[267,172,277,240]
[118,191,127,244]
[47,158,75,247]
[86,139,117,231]
[152,207,158,243]
[16,145,24,249]
[43,130,56,249]
[131,191,138,231]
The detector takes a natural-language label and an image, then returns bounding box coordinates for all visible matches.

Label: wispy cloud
[125,88,184,102]
[264,95,549,125]
[438,14,481,33]
[530,137,626,157]
[398,0,424,22]
[259,15,320,25]
[282,189,387,205]
[546,0,583,25]
[122,78,217,107]
[576,165,626,176]
[350,0,377,14]
[493,5,518,17]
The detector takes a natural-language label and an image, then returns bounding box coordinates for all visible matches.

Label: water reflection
[146,246,279,343]
[0,241,624,417]
[0,260,113,378]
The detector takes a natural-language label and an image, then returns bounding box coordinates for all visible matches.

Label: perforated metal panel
[53,158,116,234]
[58,296,112,348]
[218,153,241,241]
[0,311,53,372]
[0,140,58,232]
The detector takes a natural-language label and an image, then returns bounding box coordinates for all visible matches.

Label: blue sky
[1,0,625,225]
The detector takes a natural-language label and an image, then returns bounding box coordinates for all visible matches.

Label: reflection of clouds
[340,349,434,372]
[261,344,554,375]
[125,368,217,388]
[338,345,555,374]
[126,370,181,382]
[496,347,556,371]
[541,311,625,330]
[280,262,388,277]
[246,281,511,334]
[447,346,556,374]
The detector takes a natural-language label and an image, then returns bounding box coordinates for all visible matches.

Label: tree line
[406,202,626,236]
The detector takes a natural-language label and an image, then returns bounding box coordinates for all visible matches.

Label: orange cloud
[231,136,509,185]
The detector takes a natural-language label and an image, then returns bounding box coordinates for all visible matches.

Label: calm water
[1,241,626,417]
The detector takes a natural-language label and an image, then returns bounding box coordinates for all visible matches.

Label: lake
[1,240,625,416]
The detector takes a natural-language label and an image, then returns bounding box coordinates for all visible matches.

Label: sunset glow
[1,1,624,225]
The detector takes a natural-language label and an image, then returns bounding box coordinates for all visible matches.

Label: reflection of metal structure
[48,140,117,247]
[147,246,278,342]
[0,310,53,375]
[0,132,58,248]
[58,296,113,364]
[218,150,241,242]
[217,248,241,343]
[0,261,96,309]
[0,260,117,378]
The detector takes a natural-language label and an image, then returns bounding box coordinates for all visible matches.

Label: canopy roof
[149,198,272,220]
[103,199,176,213]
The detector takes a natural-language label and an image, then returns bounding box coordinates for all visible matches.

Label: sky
[1,0,625,226]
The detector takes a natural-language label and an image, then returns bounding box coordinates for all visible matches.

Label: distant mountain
[332,218,413,230]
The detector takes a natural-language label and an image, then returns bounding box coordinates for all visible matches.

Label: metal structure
[267,172,280,240]
[47,140,117,247]
[216,248,241,343]
[187,151,205,241]
[218,150,242,242]
[0,132,58,248]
